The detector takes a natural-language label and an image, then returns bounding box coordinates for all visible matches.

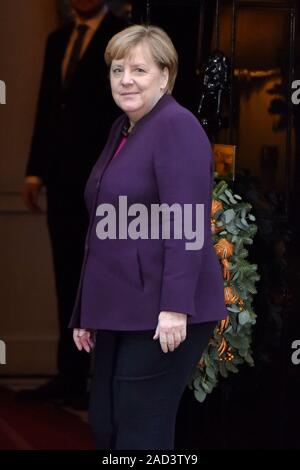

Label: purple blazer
[69,94,227,330]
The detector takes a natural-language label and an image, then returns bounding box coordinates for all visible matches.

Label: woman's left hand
[153,311,187,353]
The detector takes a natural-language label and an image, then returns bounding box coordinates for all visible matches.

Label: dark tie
[63,23,89,90]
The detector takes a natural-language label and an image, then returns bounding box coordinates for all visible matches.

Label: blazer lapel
[95,115,127,181]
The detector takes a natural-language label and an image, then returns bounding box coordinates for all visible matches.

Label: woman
[69,25,227,450]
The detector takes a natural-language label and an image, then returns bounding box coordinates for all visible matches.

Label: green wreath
[190,180,260,402]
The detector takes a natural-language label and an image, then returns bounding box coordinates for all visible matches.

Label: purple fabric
[69,94,227,331]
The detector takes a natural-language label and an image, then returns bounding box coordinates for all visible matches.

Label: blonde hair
[104,24,178,94]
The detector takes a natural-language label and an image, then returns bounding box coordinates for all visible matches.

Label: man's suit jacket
[26,12,127,189]
[69,94,228,330]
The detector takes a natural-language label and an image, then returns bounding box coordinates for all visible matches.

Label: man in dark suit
[21,0,127,405]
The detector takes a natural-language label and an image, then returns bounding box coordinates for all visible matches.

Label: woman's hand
[73,328,95,353]
[153,311,187,353]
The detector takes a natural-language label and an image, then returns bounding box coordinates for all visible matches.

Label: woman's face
[110,42,169,123]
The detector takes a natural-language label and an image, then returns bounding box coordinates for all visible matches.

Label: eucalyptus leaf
[235,220,247,231]
[206,366,216,380]
[238,310,250,325]
[224,209,236,224]
[219,361,229,378]
[225,361,239,373]
[244,353,254,366]
[192,376,202,391]
[226,224,239,235]
[202,380,214,393]
[226,334,248,349]
[219,194,230,205]
[227,305,240,313]
[225,190,237,204]
[194,387,207,403]
[231,271,240,282]
[241,217,249,227]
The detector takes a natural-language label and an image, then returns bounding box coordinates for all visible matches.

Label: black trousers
[89,321,216,450]
[46,185,90,390]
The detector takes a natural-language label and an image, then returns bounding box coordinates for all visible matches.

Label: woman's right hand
[73,328,95,353]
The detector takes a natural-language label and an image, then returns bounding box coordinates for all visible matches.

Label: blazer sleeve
[25,34,54,181]
[153,110,213,317]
